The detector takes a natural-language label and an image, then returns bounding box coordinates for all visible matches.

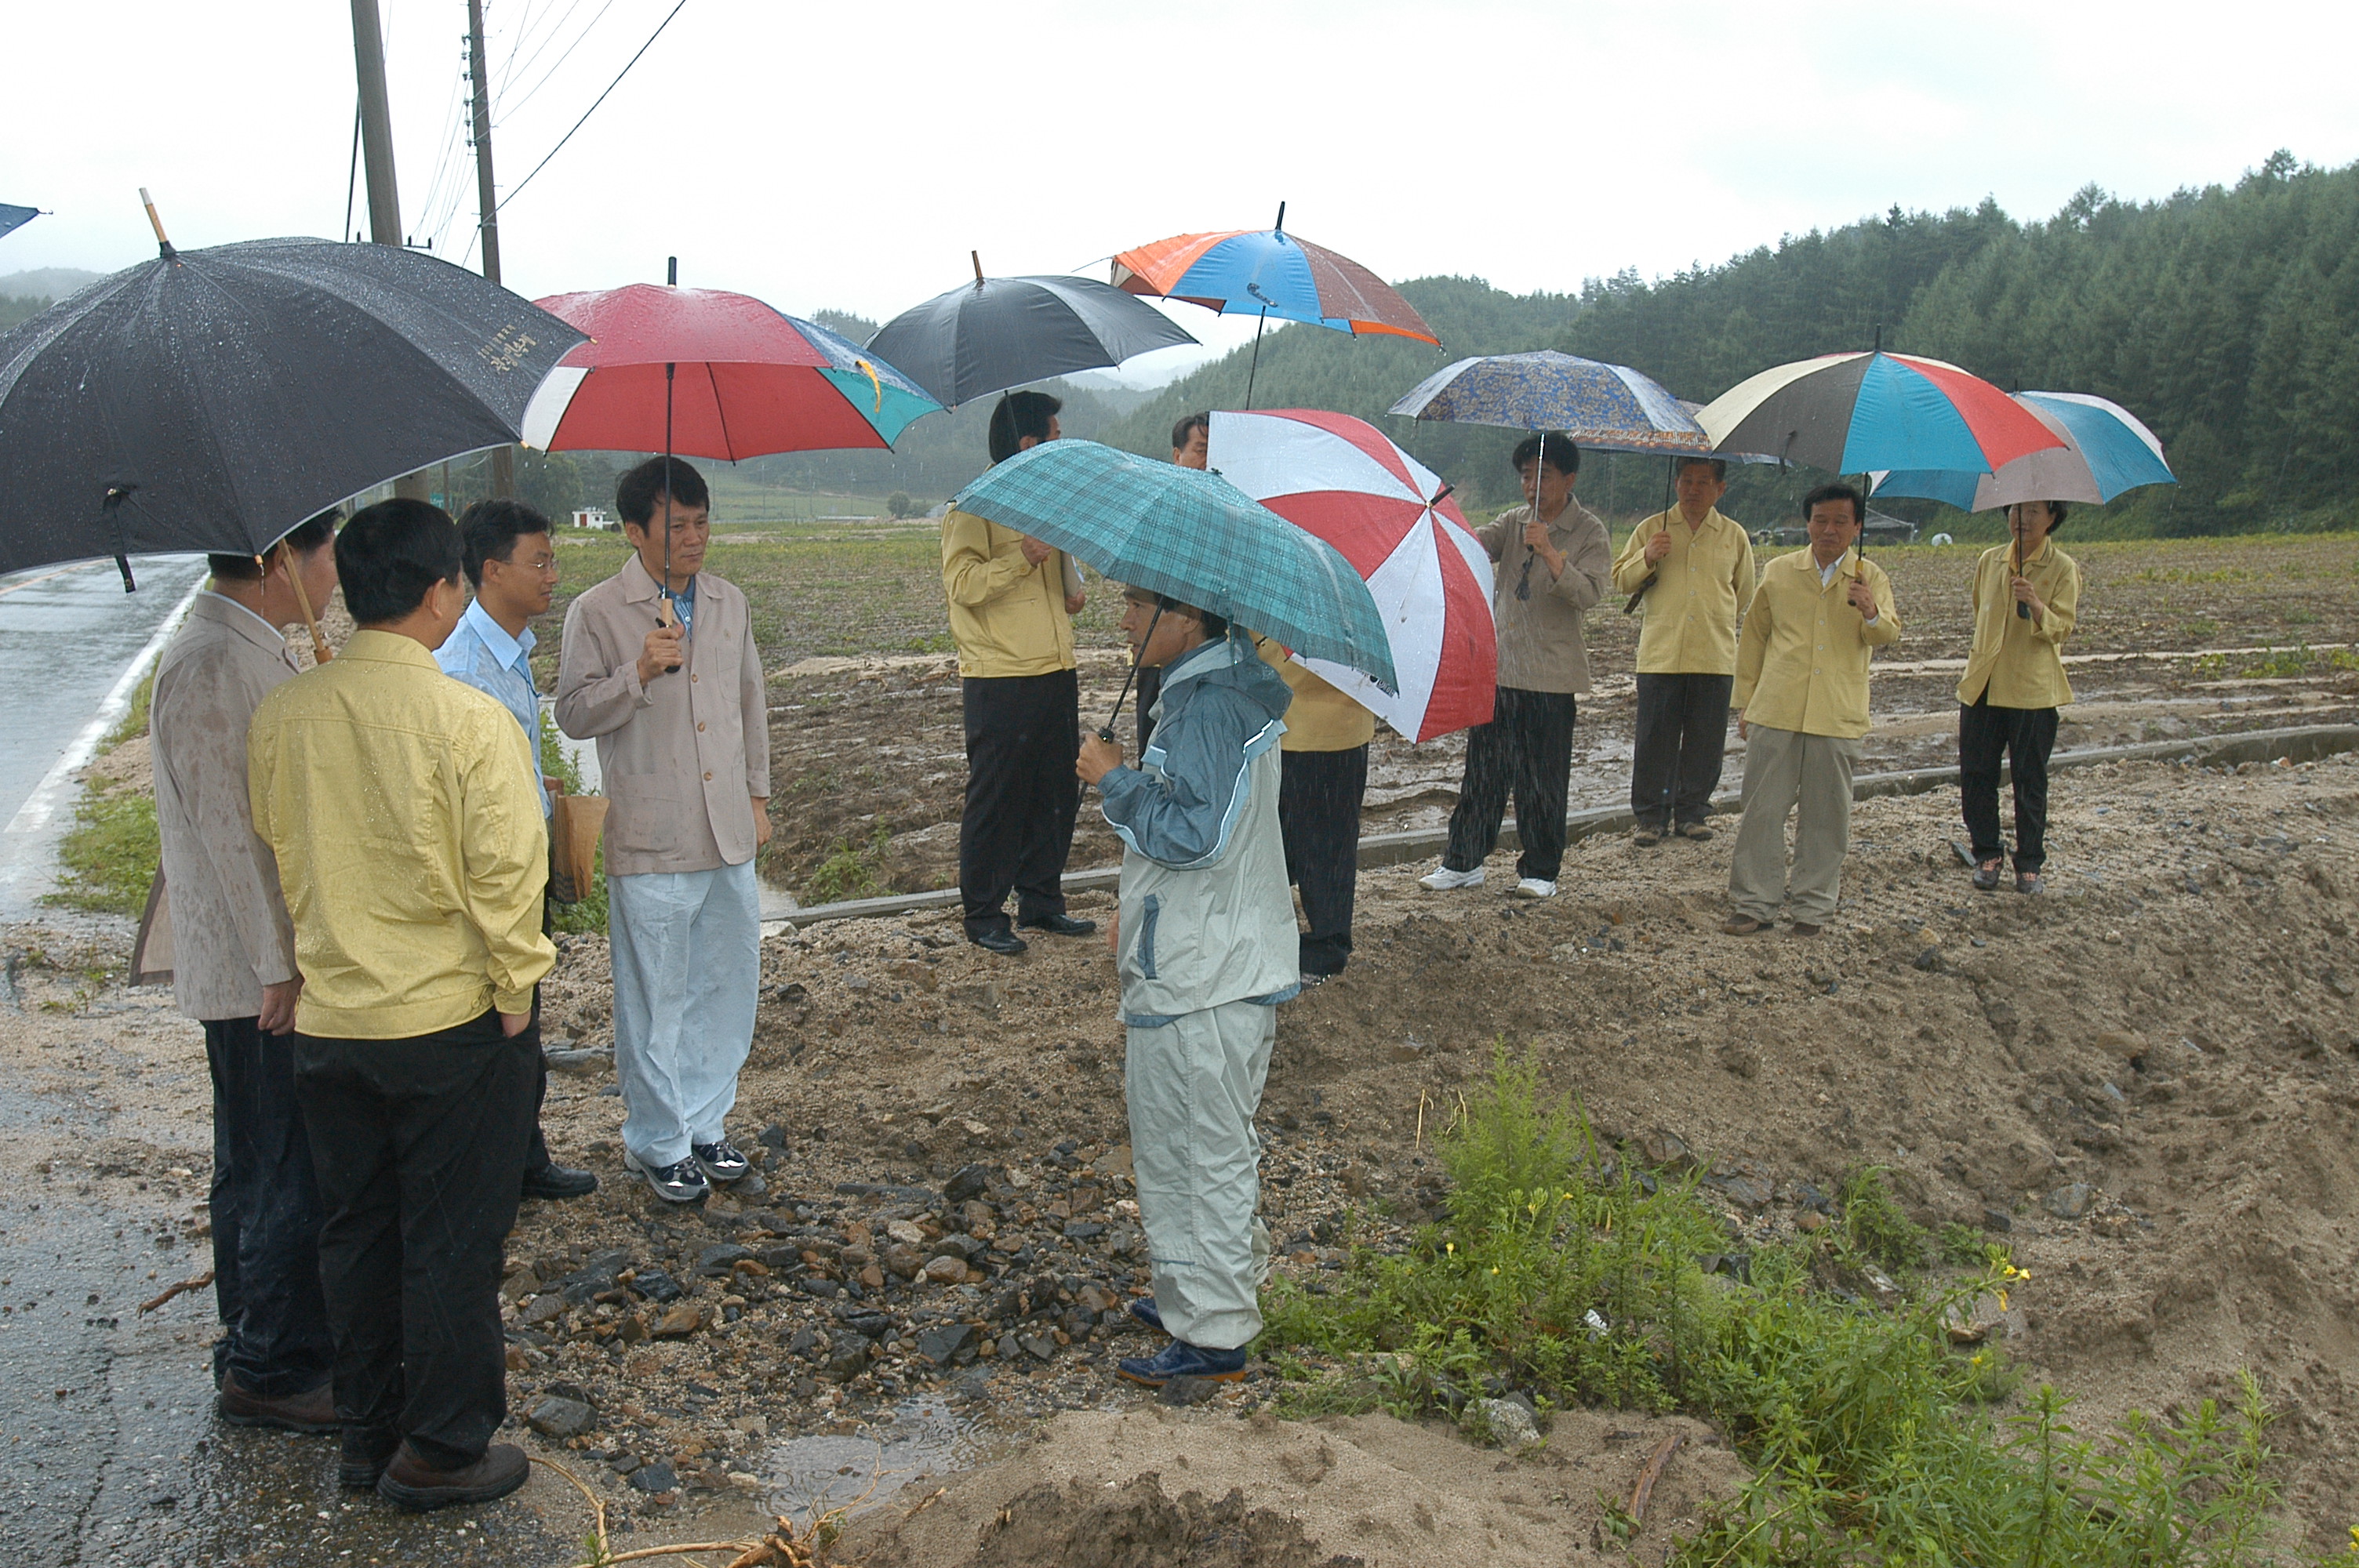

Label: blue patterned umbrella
[952,439,1396,691]
[1389,350,1711,454]
[0,204,38,243]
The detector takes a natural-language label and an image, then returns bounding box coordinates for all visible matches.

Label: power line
[497,0,687,212]
[497,0,620,123]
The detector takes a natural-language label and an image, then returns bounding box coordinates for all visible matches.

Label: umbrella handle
[1098,604,1165,746]
[278,539,333,663]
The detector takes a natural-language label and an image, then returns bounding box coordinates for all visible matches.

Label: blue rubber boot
[1116,1338,1249,1387]
[1125,1295,1165,1334]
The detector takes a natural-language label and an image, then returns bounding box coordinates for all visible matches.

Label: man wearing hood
[1077,588,1297,1387]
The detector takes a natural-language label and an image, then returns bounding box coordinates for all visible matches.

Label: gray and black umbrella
[0,233,586,584]
[866,256,1196,408]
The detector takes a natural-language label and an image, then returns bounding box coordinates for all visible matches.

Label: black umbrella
[0,228,587,585]
[865,254,1197,408]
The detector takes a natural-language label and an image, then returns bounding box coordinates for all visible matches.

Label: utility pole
[467,0,516,499]
[351,0,429,500]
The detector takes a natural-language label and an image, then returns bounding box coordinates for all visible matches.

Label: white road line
[2,576,205,837]
[0,561,102,600]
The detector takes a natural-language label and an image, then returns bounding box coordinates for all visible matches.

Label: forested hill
[1106,153,2359,534]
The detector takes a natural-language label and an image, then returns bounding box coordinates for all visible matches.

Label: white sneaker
[1510,877,1557,899]
[1419,864,1485,891]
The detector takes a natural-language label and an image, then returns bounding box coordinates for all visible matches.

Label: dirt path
[7,743,2354,1559]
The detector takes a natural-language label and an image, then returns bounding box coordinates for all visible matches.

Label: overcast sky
[8,0,2357,382]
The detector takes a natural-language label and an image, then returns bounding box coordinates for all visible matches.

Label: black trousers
[1280,745,1369,978]
[204,1017,334,1396]
[293,1011,536,1468]
[1630,672,1736,828]
[1960,698,2059,873]
[960,670,1081,938]
[1445,687,1578,882]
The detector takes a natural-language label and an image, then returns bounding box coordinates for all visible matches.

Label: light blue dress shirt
[436,597,551,816]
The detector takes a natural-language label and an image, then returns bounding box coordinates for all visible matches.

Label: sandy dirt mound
[840,1406,1743,1568]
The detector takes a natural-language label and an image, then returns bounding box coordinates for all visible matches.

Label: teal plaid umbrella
[953,439,1397,691]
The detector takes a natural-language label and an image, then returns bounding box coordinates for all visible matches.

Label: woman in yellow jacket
[1956,499,2082,895]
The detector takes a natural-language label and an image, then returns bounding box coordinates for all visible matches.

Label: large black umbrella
[865,256,1197,408]
[0,234,587,583]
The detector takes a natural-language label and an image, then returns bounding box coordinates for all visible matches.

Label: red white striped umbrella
[1209,409,1496,742]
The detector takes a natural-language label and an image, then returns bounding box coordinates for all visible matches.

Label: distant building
[571,507,615,530]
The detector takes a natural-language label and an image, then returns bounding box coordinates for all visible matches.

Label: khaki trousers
[1728,724,1861,923]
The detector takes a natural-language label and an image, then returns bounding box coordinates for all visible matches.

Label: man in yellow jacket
[1610,457,1757,844]
[248,499,552,1510]
[1957,499,2081,895]
[942,390,1094,955]
[1725,484,1901,936]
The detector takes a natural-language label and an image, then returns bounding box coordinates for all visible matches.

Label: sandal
[1972,856,2004,891]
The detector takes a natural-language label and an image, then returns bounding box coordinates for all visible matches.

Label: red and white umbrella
[1209,409,1495,742]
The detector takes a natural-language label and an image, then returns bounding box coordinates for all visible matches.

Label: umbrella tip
[667,256,678,287]
[1273,201,1286,236]
[138,187,175,260]
[972,249,984,287]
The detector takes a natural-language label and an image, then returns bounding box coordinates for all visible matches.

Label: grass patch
[1264,1048,2299,1566]
[47,790,158,917]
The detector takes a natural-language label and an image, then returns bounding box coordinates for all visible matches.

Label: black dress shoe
[521,1162,598,1200]
[969,928,1028,956]
[1017,913,1098,938]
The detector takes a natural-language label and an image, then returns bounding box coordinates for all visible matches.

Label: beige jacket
[1734,549,1903,739]
[940,508,1077,678]
[1610,507,1759,675]
[1956,540,2081,709]
[1478,501,1613,695]
[554,554,770,876]
[150,593,301,1022]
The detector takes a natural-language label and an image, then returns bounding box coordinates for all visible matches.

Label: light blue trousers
[607,858,759,1168]
[1126,999,1275,1351]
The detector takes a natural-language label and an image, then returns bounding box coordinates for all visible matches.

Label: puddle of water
[761,1395,991,1523]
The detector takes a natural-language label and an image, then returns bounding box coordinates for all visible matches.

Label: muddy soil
[6,745,2356,1559]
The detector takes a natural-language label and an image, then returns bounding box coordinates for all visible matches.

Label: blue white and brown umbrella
[1389,350,1712,455]
[1873,390,2174,511]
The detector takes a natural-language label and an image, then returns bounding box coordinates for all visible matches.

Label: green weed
[1837,1163,1931,1272]
[2245,644,2314,679]
[803,825,892,906]
[1263,1048,2297,1566]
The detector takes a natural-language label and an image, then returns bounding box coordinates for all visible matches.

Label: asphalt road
[0,555,210,920]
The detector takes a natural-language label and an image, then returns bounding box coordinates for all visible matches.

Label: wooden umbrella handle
[278,541,332,663]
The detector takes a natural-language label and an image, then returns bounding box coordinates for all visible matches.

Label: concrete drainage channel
[766,723,2359,930]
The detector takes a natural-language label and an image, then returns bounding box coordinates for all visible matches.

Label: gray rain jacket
[1098,631,1299,1026]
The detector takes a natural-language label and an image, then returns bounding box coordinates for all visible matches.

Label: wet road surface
[0,555,210,918]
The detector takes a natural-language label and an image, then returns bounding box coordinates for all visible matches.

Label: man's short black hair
[455,499,554,588]
[616,456,709,529]
[1171,411,1209,452]
[1675,456,1729,482]
[209,508,338,582]
[336,498,463,626]
[1127,586,1229,641]
[1801,482,1864,524]
[988,390,1061,465]
[1510,433,1579,477]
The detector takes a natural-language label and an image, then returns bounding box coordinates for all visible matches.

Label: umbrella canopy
[1390,350,1713,455]
[1695,351,2065,475]
[952,440,1396,691]
[0,236,585,579]
[867,268,1196,408]
[1111,223,1438,343]
[0,204,37,243]
[1874,390,2175,511]
[523,283,939,458]
[1209,408,1494,741]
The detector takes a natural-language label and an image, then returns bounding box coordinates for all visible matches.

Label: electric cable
[497,0,688,212]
